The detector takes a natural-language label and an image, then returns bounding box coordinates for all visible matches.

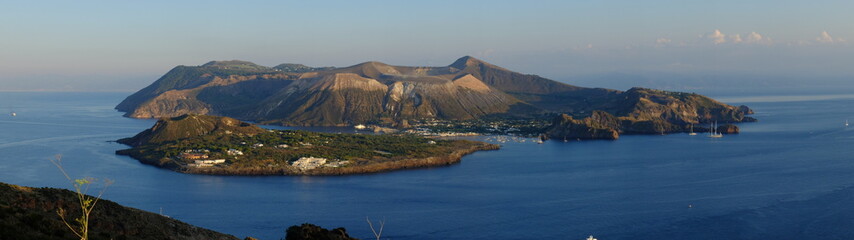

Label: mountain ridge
[117,57,753,135]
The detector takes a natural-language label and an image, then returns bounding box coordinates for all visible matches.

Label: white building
[323,160,350,168]
[291,157,328,171]
[187,163,213,168]
[227,149,244,156]
[195,159,226,164]
[187,159,226,168]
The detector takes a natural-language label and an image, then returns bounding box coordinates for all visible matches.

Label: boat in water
[846,119,849,127]
[688,124,698,136]
[708,121,723,138]
[9,112,15,117]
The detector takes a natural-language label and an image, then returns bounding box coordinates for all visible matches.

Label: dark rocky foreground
[0,182,239,240]
[286,224,360,240]
[1,182,361,240]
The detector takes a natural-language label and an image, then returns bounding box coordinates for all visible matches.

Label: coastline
[117,140,499,176]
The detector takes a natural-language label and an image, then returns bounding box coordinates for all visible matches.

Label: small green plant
[50,154,113,240]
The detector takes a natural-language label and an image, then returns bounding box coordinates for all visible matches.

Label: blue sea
[1,91,854,239]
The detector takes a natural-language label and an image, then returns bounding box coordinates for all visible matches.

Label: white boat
[708,121,723,138]
[846,120,849,127]
[688,124,698,135]
[9,112,15,117]
[586,236,598,240]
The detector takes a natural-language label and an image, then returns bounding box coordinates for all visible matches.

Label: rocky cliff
[546,112,620,140]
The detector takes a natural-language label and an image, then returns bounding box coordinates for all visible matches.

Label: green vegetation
[50,155,112,240]
[116,114,498,175]
[129,130,449,163]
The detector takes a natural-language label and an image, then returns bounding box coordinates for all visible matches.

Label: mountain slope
[116,61,297,118]
[117,57,752,132]
[117,114,267,147]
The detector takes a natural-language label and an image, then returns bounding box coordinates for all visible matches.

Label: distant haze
[1,0,853,92]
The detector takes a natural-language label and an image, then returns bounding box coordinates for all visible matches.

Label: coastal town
[178,148,349,171]
[360,118,553,137]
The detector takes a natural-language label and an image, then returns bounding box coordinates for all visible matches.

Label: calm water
[1,92,853,239]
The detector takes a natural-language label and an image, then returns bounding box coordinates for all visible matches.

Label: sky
[1,0,852,91]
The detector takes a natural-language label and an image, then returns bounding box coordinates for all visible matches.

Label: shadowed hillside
[0,182,239,240]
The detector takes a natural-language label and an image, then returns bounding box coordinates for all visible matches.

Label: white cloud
[816,31,845,43]
[706,29,727,44]
[701,30,772,45]
[817,31,834,43]
[656,38,672,44]
[729,34,743,43]
[745,32,772,45]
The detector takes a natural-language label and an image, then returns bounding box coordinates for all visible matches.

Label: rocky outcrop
[609,88,750,125]
[285,224,359,240]
[546,112,620,140]
[718,124,740,134]
[738,105,754,115]
[545,88,756,138]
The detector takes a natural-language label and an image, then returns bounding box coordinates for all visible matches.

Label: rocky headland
[545,88,753,139]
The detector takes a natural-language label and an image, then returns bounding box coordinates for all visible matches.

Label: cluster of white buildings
[187,159,226,168]
[291,157,328,171]
[180,150,227,168]
[227,149,244,156]
[290,157,349,171]
[403,128,480,137]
